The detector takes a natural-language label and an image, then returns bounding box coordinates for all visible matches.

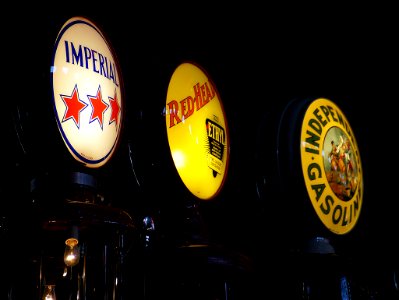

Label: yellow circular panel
[300,98,363,235]
[165,62,229,200]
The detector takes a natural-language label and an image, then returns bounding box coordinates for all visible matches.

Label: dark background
[3,5,398,298]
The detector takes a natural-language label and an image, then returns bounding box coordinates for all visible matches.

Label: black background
[3,4,398,298]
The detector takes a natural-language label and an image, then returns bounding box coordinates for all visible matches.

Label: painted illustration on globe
[300,98,363,235]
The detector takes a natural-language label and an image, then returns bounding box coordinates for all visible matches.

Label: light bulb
[43,284,56,300]
[64,237,80,267]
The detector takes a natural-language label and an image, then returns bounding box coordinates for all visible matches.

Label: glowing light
[64,238,80,267]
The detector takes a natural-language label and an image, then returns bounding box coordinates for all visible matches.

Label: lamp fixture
[42,284,56,300]
[64,237,80,267]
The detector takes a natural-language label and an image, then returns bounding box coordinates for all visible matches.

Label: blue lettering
[63,41,118,86]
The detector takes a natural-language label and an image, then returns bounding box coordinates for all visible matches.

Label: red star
[61,85,88,128]
[109,90,121,127]
[88,86,109,129]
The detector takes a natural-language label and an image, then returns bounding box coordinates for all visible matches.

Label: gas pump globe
[8,15,138,299]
